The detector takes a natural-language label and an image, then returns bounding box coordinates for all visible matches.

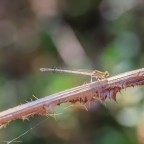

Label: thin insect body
[40,68,109,82]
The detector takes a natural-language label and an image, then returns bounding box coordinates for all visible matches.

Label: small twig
[0,68,144,127]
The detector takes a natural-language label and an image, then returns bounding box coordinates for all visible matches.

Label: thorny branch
[0,68,144,128]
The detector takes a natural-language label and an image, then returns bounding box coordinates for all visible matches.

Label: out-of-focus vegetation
[0,0,144,143]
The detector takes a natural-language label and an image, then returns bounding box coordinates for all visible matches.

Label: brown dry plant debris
[0,68,144,128]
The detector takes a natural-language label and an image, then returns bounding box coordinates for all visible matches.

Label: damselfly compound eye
[105,71,109,77]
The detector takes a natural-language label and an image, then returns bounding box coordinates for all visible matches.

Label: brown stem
[0,68,144,128]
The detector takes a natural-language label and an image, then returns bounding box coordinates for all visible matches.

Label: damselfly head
[104,71,109,77]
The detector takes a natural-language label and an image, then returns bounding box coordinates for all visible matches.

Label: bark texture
[0,68,144,128]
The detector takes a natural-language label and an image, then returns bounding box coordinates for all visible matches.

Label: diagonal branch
[0,68,144,128]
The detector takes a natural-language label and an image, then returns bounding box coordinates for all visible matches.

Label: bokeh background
[0,0,144,143]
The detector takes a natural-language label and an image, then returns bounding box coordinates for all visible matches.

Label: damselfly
[40,68,109,82]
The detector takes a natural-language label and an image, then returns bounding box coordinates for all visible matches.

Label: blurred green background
[0,0,144,143]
